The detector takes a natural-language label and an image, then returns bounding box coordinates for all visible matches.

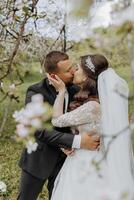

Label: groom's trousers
[17,170,46,200]
[17,156,64,200]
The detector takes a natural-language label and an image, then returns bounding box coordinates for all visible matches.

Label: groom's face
[55,59,76,84]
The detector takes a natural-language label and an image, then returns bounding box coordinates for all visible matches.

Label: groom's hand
[81,132,100,150]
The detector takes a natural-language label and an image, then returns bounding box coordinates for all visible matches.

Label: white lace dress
[51,101,122,200]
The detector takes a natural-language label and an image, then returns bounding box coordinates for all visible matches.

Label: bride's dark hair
[69,54,109,111]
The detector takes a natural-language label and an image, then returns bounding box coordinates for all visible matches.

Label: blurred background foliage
[0,0,134,199]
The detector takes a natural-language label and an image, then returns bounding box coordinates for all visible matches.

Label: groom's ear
[57,60,61,67]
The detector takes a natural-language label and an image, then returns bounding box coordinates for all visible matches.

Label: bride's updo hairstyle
[69,54,109,111]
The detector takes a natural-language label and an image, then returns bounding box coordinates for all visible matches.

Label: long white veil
[98,68,134,197]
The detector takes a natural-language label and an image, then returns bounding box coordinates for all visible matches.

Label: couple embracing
[17,51,134,200]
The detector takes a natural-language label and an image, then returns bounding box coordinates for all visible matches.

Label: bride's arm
[47,74,66,118]
[52,101,100,127]
[53,90,65,117]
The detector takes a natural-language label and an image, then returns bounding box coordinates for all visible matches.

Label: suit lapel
[67,85,80,103]
[66,85,80,111]
[41,78,57,105]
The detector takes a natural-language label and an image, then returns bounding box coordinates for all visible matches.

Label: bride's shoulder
[84,101,100,111]
[85,100,100,106]
[73,101,100,112]
[73,101,100,115]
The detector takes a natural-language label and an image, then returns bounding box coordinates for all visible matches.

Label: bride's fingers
[48,76,57,81]
[48,76,59,85]
[61,148,75,156]
[55,75,62,81]
[69,151,75,156]
[49,75,61,83]
[54,75,65,86]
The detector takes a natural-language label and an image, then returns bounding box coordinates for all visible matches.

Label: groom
[17,51,100,200]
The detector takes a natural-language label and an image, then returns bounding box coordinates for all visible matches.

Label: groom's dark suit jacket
[19,78,79,180]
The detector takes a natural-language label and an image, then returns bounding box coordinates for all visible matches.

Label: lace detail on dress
[52,101,101,128]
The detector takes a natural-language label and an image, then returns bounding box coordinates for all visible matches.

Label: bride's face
[73,64,87,85]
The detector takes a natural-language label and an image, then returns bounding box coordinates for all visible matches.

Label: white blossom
[13,94,46,126]
[13,94,51,151]
[9,83,16,90]
[13,108,25,122]
[16,124,29,137]
[30,118,42,129]
[111,3,134,25]
[31,94,44,103]
[0,181,7,193]
[9,83,16,94]
[26,140,38,154]
[23,104,37,119]
[25,102,46,118]
[18,117,31,126]
[0,82,4,89]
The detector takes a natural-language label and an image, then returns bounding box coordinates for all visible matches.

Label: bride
[48,54,134,200]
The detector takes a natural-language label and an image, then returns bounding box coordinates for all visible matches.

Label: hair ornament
[85,56,95,73]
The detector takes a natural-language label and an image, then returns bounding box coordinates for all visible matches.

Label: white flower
[8,83,16,95]
[16,124,29,137]
[19,117,31,126]
[13,93,51,151]
[9,83,15,90]
[13,110,20,119]
[0,181,7,193]
[13,109,25,122]
[0,82,4,89]
[25,102,47,118]
[31,94,44,103]
[32,102,47,116]
[26,140,38,154]
[23,105,37,119]
[30,118,42,129]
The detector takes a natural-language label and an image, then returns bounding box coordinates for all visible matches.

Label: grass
[0,63,134,200]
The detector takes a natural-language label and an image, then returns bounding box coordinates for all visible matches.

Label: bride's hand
[61,148,75,156]
[47,74,65,93]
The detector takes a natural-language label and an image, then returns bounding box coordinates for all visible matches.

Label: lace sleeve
[52,101,100,127]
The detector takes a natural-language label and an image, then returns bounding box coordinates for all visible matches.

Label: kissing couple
[17,51,134,200]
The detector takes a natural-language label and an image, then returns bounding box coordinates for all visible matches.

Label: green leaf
[22,6,29,14]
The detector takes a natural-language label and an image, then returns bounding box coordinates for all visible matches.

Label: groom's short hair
[44,51,69,73]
